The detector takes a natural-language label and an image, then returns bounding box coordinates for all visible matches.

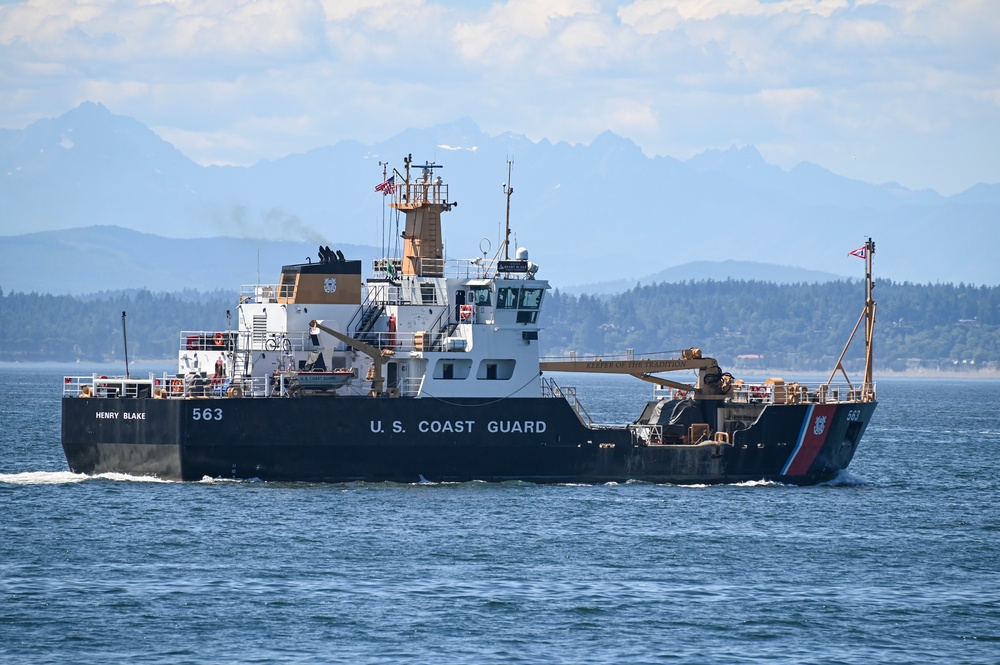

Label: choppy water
[2,366,999,664]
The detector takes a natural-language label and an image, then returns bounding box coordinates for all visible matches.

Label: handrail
[426,306,453,352]
[726,381,876,405]
[370,255,536,281]
[179,329,310,353]
[239,283,294,303]
[541,377,594,425]
[347,287,383,337]
[62,372,269,399]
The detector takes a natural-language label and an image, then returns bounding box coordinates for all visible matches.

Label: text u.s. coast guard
[370,419,546,434]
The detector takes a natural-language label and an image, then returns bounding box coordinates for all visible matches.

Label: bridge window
[497,287,518,309]
[519,287,543,309]
[471,285,491,306]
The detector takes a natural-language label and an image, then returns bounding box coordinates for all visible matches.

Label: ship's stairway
[355,304,386,346]
[426,213,441,254]
[234,346,260,377]
[344,287,387,347]
[431,322,459,350]
[228,348,255,394]
[541,377,594,426]
[416,307,455,352]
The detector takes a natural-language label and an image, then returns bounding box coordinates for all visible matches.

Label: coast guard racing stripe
[781,404,838,476]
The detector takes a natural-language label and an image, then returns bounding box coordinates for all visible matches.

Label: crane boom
[314,321,395,396]
[539,349,731,397]
[538,357,717,374]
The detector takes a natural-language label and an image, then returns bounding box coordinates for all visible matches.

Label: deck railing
[725,381,876,405]
[178,330,310,353]
[238,283,295,304]
[542,377,594,425]
[63,373,271,399]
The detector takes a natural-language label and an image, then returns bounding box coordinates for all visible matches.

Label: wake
[0,470,172,485]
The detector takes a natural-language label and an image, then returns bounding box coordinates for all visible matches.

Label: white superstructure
[172,158,549,400]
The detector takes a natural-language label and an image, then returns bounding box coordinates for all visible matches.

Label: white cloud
[454,0,606,67]
[618,0,849,34]
[0,0,997,193]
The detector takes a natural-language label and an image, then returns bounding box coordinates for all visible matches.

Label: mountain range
[2,102,998,295]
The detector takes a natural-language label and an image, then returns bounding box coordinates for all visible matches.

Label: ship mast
[826,237,877,401]
[862,237,876,399]
[503,159,513,260]
[390,154,455,277]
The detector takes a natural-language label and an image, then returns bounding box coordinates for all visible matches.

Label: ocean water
[2,365,999,664]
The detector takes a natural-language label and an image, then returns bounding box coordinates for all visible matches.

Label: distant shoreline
[876,369,1000,379]
[732,368,1000,381]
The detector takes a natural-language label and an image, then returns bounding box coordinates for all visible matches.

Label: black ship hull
[62,396,876,485]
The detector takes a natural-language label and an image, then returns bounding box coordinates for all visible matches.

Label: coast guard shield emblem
[813,415,827,436]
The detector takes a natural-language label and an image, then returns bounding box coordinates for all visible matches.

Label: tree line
[1,280,998,371]
[0,288,230,363]
[544,279,1000,372]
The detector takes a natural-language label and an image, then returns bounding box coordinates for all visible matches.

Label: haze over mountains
[2,102,998,295]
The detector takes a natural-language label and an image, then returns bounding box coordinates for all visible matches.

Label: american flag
[375,175,395,196]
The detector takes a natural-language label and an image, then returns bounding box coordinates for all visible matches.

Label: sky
[0,0,997,195]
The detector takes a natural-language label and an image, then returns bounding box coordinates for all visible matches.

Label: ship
[61,156,878,485]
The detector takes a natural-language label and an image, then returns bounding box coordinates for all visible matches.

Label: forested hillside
[0,289,230,363]
[546,280,1000,372]
[1,280,998,372]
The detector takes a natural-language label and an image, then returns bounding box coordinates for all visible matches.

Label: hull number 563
[846,409,862,422]
[192,407,223,421]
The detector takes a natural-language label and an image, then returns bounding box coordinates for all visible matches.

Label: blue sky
[1,0,997,195]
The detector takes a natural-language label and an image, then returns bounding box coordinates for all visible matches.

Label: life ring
[171,379,182,395]
[228,385,244,398]
[213,332,225,347]
[459,304,474,322]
